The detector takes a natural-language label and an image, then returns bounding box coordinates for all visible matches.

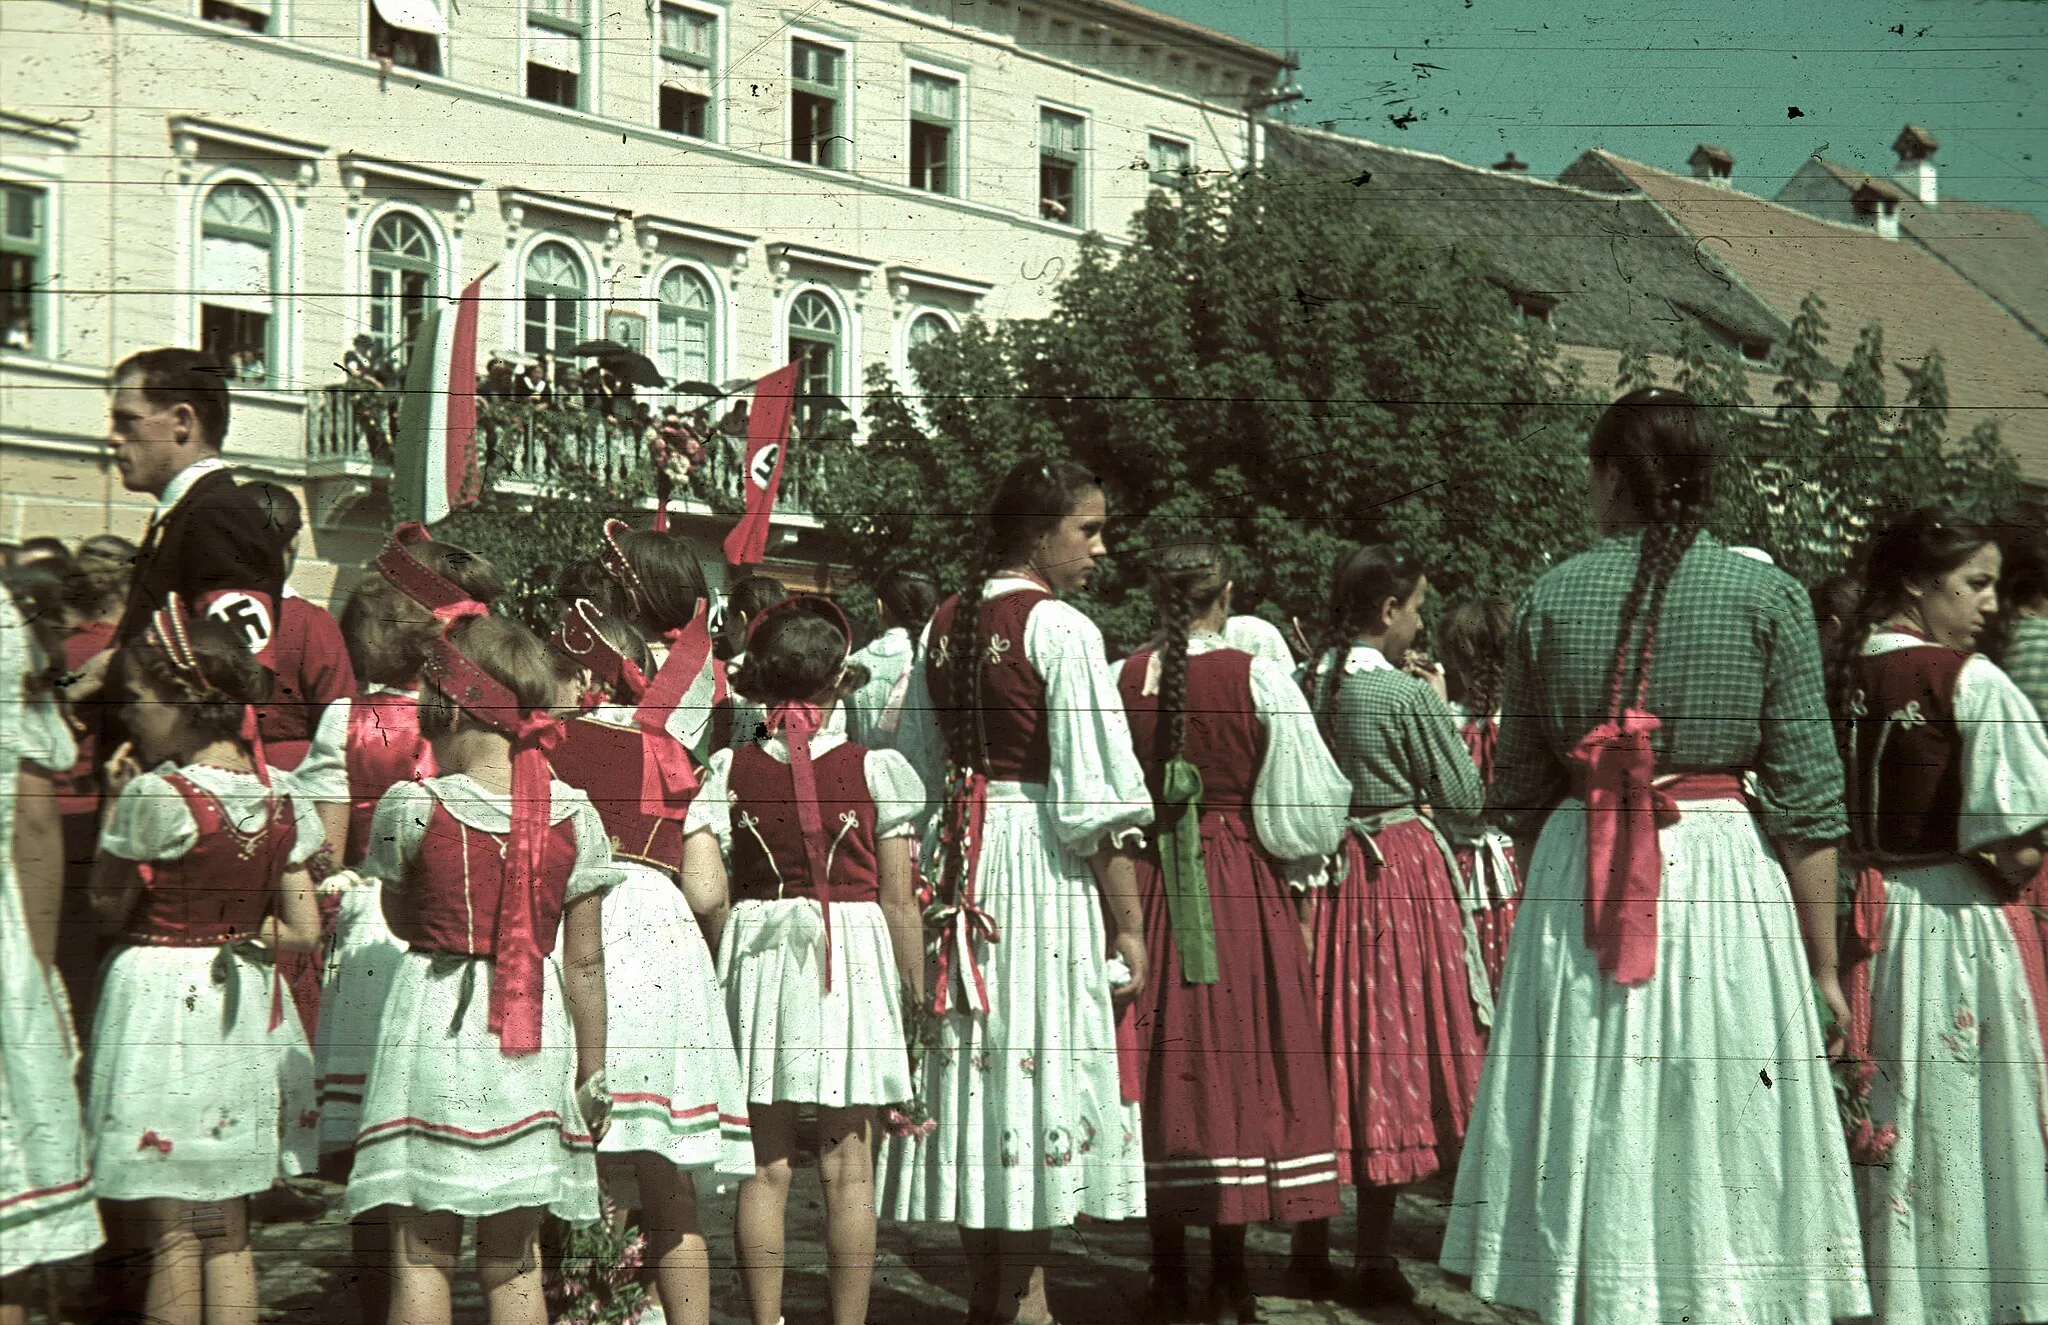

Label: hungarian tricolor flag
[721,361,801,569]
[393,271,489,526]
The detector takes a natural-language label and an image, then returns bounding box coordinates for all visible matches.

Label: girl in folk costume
[294,524,501,1322]
[881,457,1153,1325]
[706,596,926,1325]
[342,614,620,1325]
[1830,511,2048,1322]
[1441,390,1867,1322]
[1436,596,1522,994]
[549,539,752,1325]
[1116,542,1349,1324]
[0,588,102,1325]
[845,568,939,751]
[86,597,325,1325]
[1289,545,1491,1306]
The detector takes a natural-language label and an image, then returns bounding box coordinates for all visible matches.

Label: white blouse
[1865,630,2048,852]
[293,684,417,807]
[358,773,623,902]
[895,577,1153,853]
[1222,614,1298,673]
[700,733,928,853]
[100,763,327,866]
[845,627,915,749]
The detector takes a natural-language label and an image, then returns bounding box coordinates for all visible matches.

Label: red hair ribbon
[376,523,491,623]
[423,628,567,1056]
[636,598,716,819]
[551,598,649,703]
[929,768,997,1016]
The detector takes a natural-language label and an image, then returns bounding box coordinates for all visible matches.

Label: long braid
[1157,574,1194,763]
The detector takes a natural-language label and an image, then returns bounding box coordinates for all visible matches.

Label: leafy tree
[1614,345,1655,396]
[818,171,1598,654]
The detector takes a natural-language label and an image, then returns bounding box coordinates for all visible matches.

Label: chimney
[1892,123,1938,205]
[1852,179,1905,240]
[1688,143,1734,187]
[1319,120,1337,133]
[1492,152,1528,173]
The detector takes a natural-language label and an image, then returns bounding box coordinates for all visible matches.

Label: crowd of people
[3,360,2047,1325]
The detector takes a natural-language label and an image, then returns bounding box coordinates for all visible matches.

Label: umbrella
[673,380,725,398]
[797,392,849,415]
[599,349,666,388]
[567,339,631,358]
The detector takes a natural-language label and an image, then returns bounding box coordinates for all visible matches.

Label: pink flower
[1890,1194,1909,1216]
[1955,1006,1977,1031]
[138,1130,173,1155]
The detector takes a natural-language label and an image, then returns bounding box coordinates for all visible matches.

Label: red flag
[722,362,801,569]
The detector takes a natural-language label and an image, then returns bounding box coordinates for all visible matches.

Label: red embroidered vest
[388,801,578,958]
[553,713,700,879]
[926,588,1053,783]
[118,773,298,946]
[1117,647,1261,815]
[344,690,435,866]
[1850,643,1971,856]
[728,742,881,904]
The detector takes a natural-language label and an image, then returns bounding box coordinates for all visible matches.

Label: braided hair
[1436,595,1514,720]
[1312,544,1424,738]
[116,614,271,745]
[1825,509,1994,732]
[1587,388,1717,714]
[1144,541,1230,764]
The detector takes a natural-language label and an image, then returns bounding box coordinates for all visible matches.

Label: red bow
[138,1130,174,1154]
[930,771,999,1016]
[766,700,837,992]
[1569,710,1680,986]
[636,601,713,819]
[489,710,566,1057]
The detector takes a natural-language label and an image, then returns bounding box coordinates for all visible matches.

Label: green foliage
[818,171,1599,654]
[1613,345,1655,396]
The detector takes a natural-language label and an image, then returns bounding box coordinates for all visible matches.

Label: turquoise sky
[1148,0,2048,221]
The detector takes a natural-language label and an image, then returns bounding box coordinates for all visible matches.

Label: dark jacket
[115,466,285,645]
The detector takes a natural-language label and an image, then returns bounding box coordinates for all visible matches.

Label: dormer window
[1507,290,1556,325]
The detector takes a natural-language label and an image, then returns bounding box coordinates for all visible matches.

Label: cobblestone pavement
[29,1173,1536,1324]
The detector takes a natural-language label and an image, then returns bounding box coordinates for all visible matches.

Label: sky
[1145,0,2048,221]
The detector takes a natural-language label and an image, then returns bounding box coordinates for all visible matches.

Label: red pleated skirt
[1456,843,1521,997]
[1129,809,1342,1226]
[1311,817,1487,1188]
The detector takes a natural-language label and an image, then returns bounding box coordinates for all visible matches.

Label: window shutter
[371,0,445,35]
[200,233,272,312]
[527,20,580,70]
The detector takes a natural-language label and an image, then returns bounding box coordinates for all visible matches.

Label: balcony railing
[305,385,829,516]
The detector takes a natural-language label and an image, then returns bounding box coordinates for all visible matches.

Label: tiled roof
[1811,161,1914,208]
[1558,149,2048,479]
[1265,126,1791,360]
[1900,199,2048,345]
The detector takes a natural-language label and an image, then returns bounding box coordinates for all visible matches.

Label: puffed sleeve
[1026,599,1153,852]
[1487,595,1565,840]
[285,789,328,865]
[1751,579,1848,844]
[865,747,928,840]
[98,772,197,862]
[293,697,353,805]
[1248,657,1350,861]
[1396,679,1487,839]
[563,791,627,901]
[696,749,735,853]
[1954,655,2048,853]
[16,691,76,774]
[357,781,434,888]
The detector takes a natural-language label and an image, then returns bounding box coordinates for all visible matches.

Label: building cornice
[0,110,83,149]
[338,151,485,197]
[169,114,327,163]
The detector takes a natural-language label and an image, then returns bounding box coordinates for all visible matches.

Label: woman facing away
[1830,510,2048,1322]
[1440,388,1869,1322]
[845,568,939,752]
[880,456,1153,1325]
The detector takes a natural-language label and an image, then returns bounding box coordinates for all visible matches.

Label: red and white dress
[88,763,326,1201]
[1117,635,1347,1225]
[1846,630,2048,1321]
[553,707,752,1177]
[705,731,924,1108]
[1447,700,1520,995]
[341,775,621,1223]
[296,684,432,1154]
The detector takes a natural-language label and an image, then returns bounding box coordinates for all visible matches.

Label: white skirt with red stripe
[1,945,100,1274]
[315,878,403,1155]
[341,948,600,1224]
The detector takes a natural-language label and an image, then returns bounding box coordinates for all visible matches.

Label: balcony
[304,385,829,521]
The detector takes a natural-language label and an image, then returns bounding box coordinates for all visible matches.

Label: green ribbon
[1158,757,1219,985]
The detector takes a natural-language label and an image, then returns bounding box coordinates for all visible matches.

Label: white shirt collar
[1864,628,1936,657]
[154,455,227,521]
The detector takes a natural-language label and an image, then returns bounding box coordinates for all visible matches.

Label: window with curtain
[1039,107,1085,225]
[908,69,959,195]
[368,0,443,73]
[658,3,714,138]
[788,289,839,428]
[656,265,714,386]
[527,0,584,108]
[201,0,269,33]
[199,182,277,384]
[1146,134,1191,187]
[791,39,844,168]
[523,241,586,356]
[2,184,46,357]
[367,211,436,372]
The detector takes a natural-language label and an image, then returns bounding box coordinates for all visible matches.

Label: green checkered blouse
[2002,614,2048,729]
[1305,646,1487,838]
[1489,531,1846,844]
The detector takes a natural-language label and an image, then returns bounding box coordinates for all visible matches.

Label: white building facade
[1,0,1286,595]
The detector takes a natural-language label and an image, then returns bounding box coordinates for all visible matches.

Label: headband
[550,598,648,703]
[422,624,565,1056]
[598,518,647,614]
[750,593,855,991]
[376,523,491,622]
[146,593,272,788]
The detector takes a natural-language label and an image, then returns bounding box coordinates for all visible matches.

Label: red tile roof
[1569,150,2048,479]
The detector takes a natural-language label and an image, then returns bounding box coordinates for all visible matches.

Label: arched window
[367,211,437,371]
[656,266,714,386]
[788,289,839,403]
[523,240,586,356]
[199,182,278,385]
[907,310,951,354]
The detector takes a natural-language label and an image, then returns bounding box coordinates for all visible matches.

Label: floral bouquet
[542,1196,654,1325]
